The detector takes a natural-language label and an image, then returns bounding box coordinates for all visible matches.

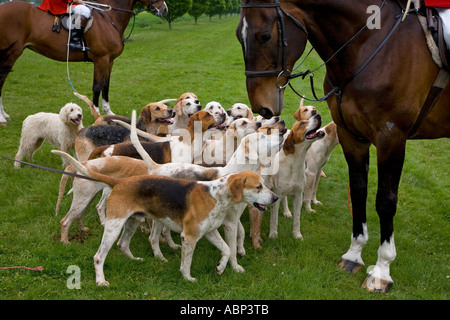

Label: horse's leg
[0,95,10,126]
[92,59,115,116]
[338,128,371,274]
[0,46,23,125]
[361,136,405,293]
[100,61,115,115]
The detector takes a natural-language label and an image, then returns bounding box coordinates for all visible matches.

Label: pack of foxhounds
[12,92,339,286]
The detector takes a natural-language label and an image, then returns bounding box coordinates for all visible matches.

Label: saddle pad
[60,14,93,33]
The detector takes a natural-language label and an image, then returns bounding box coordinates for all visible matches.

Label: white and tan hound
[304,121,339,212]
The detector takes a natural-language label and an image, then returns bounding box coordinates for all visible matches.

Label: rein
[241,0,405,102]
[241,0,422,140]
[85,0,162,42]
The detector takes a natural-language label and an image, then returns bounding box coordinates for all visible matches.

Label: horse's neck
[102,0,137,35]
[298,0,398,80]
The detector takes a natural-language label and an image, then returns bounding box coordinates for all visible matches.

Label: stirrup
[68,40,91,52]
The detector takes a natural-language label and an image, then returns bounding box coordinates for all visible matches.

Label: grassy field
[0,13,448,303]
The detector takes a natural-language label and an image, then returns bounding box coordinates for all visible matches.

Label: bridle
[241,0,308,90]
[240,0,415,103]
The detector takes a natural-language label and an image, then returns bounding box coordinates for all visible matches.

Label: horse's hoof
[338,258,363,274]
[361,275,393,293]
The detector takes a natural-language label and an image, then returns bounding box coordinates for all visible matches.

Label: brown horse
[237,0,450,292]
[0,0,168,126]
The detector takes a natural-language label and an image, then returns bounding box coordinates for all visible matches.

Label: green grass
[0,13,449,301]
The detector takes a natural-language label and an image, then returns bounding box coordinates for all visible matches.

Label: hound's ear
[293,98,305,121]
[173,101,182,116]
[283,131,295,155]
[246,108,254,120]
[293,109,301,121]
[140,105,152,124]
[227,174,245,202]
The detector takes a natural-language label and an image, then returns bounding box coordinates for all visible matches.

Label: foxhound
[53,150,278,285]
[248,104,324,248]
[76,92,174,136]
[227,103,255,121]
[169,95,202,134]
[203,101,228,130]
[265,114,324,239]
[304,121,339,212]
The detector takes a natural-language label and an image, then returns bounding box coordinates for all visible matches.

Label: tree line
[0,0,242,29]
[166,0,241,29]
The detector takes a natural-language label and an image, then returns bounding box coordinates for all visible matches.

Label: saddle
[51,13,93,34]
[417,2,450,70]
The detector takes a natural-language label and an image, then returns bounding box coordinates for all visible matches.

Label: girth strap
[408,67,450,137]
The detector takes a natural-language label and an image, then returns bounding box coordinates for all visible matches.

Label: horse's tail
[74,92,101,119]
[55,164,75,215]
[51,150,122,188]
[130,109,159,172]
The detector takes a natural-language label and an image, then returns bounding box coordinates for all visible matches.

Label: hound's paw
[268,231,278,239]
[97,281,110,287]
[233,264,246,273]
[283,211,292,218]
[293,232,303,240]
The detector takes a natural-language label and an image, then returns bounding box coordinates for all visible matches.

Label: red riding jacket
[38,0,75,15]
[424,0,450,8]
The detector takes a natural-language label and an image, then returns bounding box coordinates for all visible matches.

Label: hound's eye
[70,108,74,112]
[258,33,272,45]
[156,107,160,111]
[256,184,262,192]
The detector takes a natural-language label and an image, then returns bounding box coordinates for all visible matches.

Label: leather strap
[409,67,450,137]
[0,155,98,182]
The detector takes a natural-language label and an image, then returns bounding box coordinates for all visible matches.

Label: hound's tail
[112,119,169,142]
[129,110,159,172]
[51,150,121,188]
[74,92,101,120]
[157,98,177,104]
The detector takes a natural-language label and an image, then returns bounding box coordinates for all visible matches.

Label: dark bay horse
[237,0,450,292]
[0,0,168,126]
